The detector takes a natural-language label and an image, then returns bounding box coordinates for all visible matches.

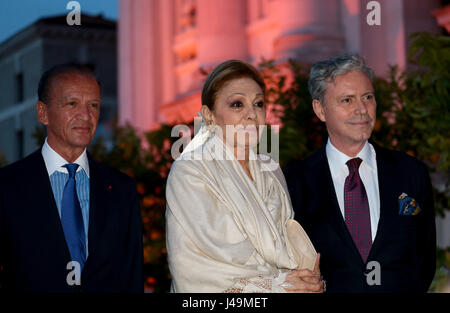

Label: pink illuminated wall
[118,0,442,131]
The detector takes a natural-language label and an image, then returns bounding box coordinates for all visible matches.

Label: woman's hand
[282,253,325,293]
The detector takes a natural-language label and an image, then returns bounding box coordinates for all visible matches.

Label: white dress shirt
[41,137,90,179]
[326,138,380,242]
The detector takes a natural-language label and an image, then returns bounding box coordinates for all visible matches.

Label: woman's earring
[205,119,216,134]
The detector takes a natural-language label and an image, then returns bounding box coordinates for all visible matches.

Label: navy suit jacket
[285,143,436,293]
[0,149,143,292]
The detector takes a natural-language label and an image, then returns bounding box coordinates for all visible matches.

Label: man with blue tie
[285,54,436,292]
[0,63,143,292]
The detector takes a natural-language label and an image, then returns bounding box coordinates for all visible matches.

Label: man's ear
[36,101,49,126]
[312,99,326,122]
[201,105,215,124]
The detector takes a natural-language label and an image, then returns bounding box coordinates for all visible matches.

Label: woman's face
[203,76,266,158]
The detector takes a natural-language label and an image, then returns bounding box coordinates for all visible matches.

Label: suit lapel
[367,143,395,260]
[27,150,72,262]
[85,155,110,266]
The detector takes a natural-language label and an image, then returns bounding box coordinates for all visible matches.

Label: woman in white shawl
[165,60,324,293]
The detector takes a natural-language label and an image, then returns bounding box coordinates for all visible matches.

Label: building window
[15,72,24,103]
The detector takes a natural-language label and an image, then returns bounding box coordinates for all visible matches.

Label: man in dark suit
[0,64,143,292]
[285,54,436,292]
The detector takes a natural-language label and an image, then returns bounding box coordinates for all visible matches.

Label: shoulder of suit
[282,160,302,179]
[297,146,327,170]
[281,147,326,183]
[0,149,42,178]
[89,158,136,185]
[371,143,430,181]
[372,143,428,170]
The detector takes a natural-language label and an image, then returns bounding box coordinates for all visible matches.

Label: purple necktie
[344,158,372,263]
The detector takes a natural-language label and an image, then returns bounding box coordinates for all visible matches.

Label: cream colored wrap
[165,133,316,293]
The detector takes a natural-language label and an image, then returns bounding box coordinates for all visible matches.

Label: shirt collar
[326,138,376,176]
[41,137,90,178]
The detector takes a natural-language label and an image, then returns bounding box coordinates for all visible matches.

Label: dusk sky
[0,0,118,44]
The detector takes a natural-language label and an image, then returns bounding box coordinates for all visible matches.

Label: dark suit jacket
[0,149,143,292]
[285,143,436,293]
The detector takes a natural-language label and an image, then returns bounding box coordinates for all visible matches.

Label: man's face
[313,70,376,152]
[37,72,101,158]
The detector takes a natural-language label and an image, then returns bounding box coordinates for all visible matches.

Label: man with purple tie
[285,54,436,292]
[0,63,143,292]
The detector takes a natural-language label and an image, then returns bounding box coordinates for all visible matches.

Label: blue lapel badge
[398,192,421,216]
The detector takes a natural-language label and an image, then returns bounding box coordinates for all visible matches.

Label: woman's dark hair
[201,59,266,110]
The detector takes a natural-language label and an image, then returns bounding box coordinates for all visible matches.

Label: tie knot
[346,157,362,173]
[64,163,79,178]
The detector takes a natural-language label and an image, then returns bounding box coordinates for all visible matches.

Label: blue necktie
[61,163,86,271]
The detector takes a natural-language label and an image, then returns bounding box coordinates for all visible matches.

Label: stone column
[118,0,158,130]
[273,0,344,64]
[196,0,248,69]
[159,0,176,112]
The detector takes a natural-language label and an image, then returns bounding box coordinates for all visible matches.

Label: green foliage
[375,33,450,218]
[403,33,450,172]
[259,59,327,168]
[89,120,181,293]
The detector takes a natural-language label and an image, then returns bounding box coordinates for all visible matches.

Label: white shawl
[165,128,316,293]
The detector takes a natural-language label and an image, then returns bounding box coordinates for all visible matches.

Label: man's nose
[77,103,91,120]
[356,98,368,114]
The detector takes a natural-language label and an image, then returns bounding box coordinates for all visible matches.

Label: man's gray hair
[308,54,374,104]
